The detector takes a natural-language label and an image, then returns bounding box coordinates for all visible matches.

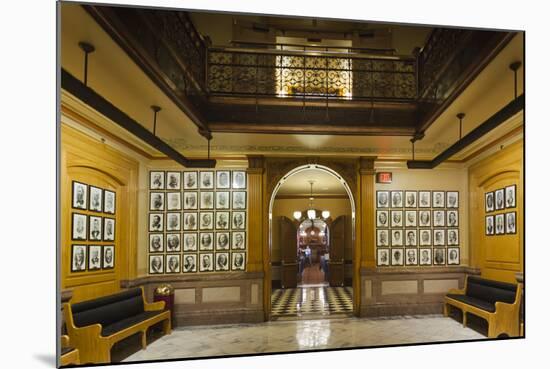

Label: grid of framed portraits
[376,190,460,267]
[485,184,517,236]
[71,181,117,272]
[148,170,248,274]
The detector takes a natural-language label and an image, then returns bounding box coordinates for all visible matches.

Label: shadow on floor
[111,322,166,362]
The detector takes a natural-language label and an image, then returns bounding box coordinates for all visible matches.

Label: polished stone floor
[121,314,485,362]
[271,286,353,319]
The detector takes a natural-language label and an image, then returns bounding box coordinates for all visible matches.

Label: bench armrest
[61,335,70,348]
[144,300,166,311]
[446,287,466,295]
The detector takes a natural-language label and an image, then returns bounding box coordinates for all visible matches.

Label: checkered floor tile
[271,286,353,319]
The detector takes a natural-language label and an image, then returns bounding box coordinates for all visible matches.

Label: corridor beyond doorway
[271,286,353,320]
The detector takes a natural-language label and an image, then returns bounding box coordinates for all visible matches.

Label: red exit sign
[376,172,393,184]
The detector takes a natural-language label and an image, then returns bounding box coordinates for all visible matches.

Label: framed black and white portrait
[183,192,198,210]
[485,192,494,213]
[216,211,230,230]
[103,218,115,241]
[183,212,197,231]
[183,171,198,190]
[166,212,181,231]
[216,191,230,210]
[150,171,164,190]
[89,216,103,241]
[404,191,417,208]
[166,233,181,252]
[419,210,431,227]
[200,191,214,210]
[446,210,459,227]
[432,191,445,208]
[71,245,87,272]
[199,171,214,189]
[405,210,417,227]
[232,252,246,271]
[199,253,214,272]
[104,190,116,214]
[505,185,516,208]
[419,248,432,266]
[166,254,181,274]
[405,229,417,246]
[485,215,495,236]
[447,248,460,265]
[72,213,87,241]
[232,211,246,230]
[215,252,230,271]
[149,233,163,253]
[216,171,231,189]
[232,232,246,250]
[419,229,432,246]
[391,248,404,266]
[232,191,247,210]
[149,213,164,232]
[418,191,431,208]
[495,188,505,210]
[199,232,214,251]
[433,210,445,227]
[391,229,403,246]
[89,186,103,213]
[88,245,102,270]
[103,245,115,269]
[433,229,445,246]
[377,249,390,266]
[390,210,403,227]
[433,248,446,265]
[446,191,459,208]
[150,192,165,211]
[183,254,197,273]
[495,214,505,235]
[199,212,214,230]
[149,255,164,274]
[447,228,459,245]
[216,232,230,250]
[166,192,182,211]
[166,171,181,190]
[376,210,389,228]
[232,171,247,189]
[505,212,517,234]
[376,191,390,208]
[72,181,88,210]
[376,229,389,247]
[391,191,403,208]
[405,248,418,266]
[183,233,198,251]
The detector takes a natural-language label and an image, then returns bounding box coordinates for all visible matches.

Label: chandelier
[293,180,330,221]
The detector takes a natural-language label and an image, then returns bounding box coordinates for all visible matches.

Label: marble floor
[121,314,486,362]
[271,286,353,319]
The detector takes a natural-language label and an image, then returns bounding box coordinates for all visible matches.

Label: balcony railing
[207,47,417,101]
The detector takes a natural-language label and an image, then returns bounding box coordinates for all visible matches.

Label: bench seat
[444,275,521,338]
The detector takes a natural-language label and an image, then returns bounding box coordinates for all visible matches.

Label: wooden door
[279,216,298,288]
[329,215,346,287]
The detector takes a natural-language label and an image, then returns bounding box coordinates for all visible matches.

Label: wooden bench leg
[443,302,449,317]
[462,311,468,328]
[141,329,148,350]
[163,317,172,335]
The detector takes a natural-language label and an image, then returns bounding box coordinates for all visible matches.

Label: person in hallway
[305,245,312,267]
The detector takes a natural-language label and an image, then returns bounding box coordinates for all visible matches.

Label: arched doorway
[268,164,356,320]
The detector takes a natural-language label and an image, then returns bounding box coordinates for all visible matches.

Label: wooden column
[246,155,265,273]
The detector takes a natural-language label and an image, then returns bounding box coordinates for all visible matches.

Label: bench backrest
[466,276,517,304]
[71,288,144,328]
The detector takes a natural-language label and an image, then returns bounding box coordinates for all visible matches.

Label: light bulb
[293,211,302,220]
[307,209,316,219]
[322,210,330,219]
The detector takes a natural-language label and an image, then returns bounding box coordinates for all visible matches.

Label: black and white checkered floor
[271,286,353,320]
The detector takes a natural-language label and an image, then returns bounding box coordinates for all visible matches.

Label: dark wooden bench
[444,275,521,338]
[63,287,171,364]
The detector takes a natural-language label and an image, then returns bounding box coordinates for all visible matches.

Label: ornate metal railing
[207,48,416,100]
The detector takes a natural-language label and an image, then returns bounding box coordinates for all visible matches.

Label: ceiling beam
[61,69,216,168]
[407,94,524,169]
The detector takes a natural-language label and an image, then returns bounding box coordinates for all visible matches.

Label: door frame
[267,164,356,319]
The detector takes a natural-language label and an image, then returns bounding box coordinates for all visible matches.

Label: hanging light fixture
[322,210,331,219]
[293,211,302,220]
[307,180,316,219]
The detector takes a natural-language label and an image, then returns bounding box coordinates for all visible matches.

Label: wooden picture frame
[89,186,103,213]
[419,248,432,265]
[376,210,389,228]
[199,171,214,189]
[391,248,404,266]
[88,216,103,241]
[149,213,164,232]
[447,247,460,265]
[183,233,198,252]
[104,190,116,214]
[183,192,198,210]
[216,191,231,210]
[103,245,115,269]
[485,215,495,236]
[495,213,505,235]
[199,253,214,272]
[103,217,115,241]
[232,171,247,189]
[88,245,102,271]
[377,248,390,266]
[166,192,182,211]
[390,210,403,227]
[215,252,230,271]
[432,191,445,208]
[433,248,446,265]
[405,210,417,227]
[216,232,231,251]
[183,254,197,273]
[150,171,165,190]
[485,191,494,213]
[232,191,247,210]
[405,248,418,266]
[200,191,214,210]
[391,191,403,208]
[231,252,246,271]
[446,191,459,208]
[183,171,198,190]
[149,233,164,253]
[149,192,165,211]
[71,244,87,272]
[376,191,390,208]
[71,213,87,241]
[418,191,431,208]
[446,210,459,227]
[404,191,417,208]
[166,171,181,190]
[495,188,505,210]
[149,255,164,274]
[505,185,516,208]
[505,211,517,234]
[376,229,389,247]
[165,254,181,273]
[199,212,214,230]
[199,232,214,251]
[216,171,231,189]
[231,231,246,250]
[72,181,88,210]
[166,233,181,252]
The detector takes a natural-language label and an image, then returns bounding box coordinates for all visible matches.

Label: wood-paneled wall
[61,124,139,302]
[468,141,523,283]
